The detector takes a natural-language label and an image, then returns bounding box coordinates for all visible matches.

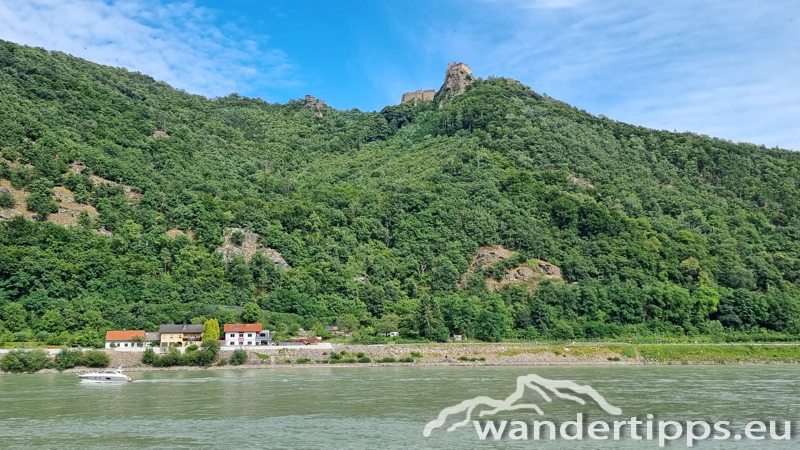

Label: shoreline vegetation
[3,343,800,375]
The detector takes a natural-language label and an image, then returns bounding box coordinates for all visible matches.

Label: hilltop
[1,38,800,345]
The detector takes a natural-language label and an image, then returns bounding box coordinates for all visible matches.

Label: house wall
[160,333,183,347]
[225,331,257,346]
[105,340,145,349]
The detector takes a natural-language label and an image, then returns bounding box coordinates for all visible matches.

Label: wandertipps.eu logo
[423,374,792,447]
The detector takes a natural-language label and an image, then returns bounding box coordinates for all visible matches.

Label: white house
[224,323,262,346]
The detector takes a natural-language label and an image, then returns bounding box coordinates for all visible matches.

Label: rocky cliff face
[304,95,328,117]
[460,245,562,291]
[217,228,291,270]
[438,62,473,105]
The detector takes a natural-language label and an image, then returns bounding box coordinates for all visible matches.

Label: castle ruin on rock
[438,62,473,105]
[401,89,435,104]
[400,62,474,105]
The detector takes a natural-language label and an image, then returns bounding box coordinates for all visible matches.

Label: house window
[239,333,244,337]
[229,342,235,346]
[247,333,252,337]
[248,341,253,345]
[124,343,128,347]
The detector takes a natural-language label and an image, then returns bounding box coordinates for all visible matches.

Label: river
[1,365,799,449]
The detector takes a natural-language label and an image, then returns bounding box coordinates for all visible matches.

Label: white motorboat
[76,367,132,383]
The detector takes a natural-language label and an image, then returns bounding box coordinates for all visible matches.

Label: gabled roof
[158,324,204,333]
[105,330,145,341]
[224,323,263,333]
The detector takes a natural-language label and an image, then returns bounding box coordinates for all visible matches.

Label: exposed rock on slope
[217,227,291,270]
[486,260,563,292]
[1,179,99,225]
[468,245,515,272]
[462,245,562,291]
[438,62,474,105]
[304,95,328,118]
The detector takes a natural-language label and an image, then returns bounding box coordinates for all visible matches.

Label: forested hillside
[2,39,800,345]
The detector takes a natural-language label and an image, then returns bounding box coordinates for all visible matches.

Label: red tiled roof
[223,323,263,332]
[105,330,146,341]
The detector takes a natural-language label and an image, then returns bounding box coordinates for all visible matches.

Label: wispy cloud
[0,0,299,99]
[400,0,800,149]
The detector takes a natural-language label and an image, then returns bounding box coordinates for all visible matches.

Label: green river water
[1,365,799,449]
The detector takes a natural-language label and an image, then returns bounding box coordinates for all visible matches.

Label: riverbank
[4,343,800,374]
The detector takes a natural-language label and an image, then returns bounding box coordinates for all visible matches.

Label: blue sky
[0,0,798,149]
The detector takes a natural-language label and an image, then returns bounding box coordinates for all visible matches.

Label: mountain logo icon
[423,374,622,437]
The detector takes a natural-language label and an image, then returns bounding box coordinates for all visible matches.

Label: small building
[158,324,204,347]
[145,332,161,346]
[256,330,272,345]
[105,330,146,348]
[224,323,262,346]
[388,331,400,337]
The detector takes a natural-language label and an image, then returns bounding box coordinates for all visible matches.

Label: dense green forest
[2,39,800,345]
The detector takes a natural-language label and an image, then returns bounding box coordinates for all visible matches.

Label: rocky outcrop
[486,260,563,292]
[467,245,514,273]
[218,227,291,270]
[438,62,474,105]
[401,89,435,104]
[304,95,328,117]
[0,179,100,225]
[462,245,561,291]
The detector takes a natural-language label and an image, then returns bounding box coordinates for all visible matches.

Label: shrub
[427,326,450,342]
[410,351,422,358]
[356,352,365,358]
[46,333,63,346]
[141,348,156,364]
[229,348,248,365]
[83,350,110,368]
[357,356,371,363]
[398,356,414,363]
[185,344,199,352]
[340,350,347,355]
[55,347,84,371]
[607,356,621,361]
[1,351,26,372]
[0,188,15,208]
[456,356,483,362]
[45,361,55,369]
[1,349,49,373]
[296,358,311,364]
[201,339,221,357]
[217,358,228,366]
[340,358,357,363]
[230,230,245,245]
[377,356,397,363]
[621,346,637,358]
[152,347,181,367]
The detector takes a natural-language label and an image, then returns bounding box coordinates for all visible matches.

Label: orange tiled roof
[105,330,146,341]
[223,323,263,332]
